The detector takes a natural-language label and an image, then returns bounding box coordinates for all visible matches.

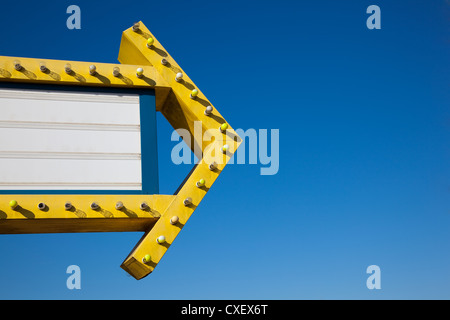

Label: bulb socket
[39,62,48,73]
[209,162,217,170]
[90,202,99,210]
[64,63,72,74]
[37,203,46,211]
[113,67,120,77]
[13,61,23,71]
[183,197,192,206]
[115,201,124,210]
[140,202,149,210]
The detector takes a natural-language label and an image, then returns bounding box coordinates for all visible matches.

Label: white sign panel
[0,87,142,190]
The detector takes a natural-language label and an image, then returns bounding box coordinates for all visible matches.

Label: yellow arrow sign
[0,21,241,280]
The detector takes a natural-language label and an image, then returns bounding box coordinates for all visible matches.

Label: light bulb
[170,216,180,225]
[161,58,168,66]
[222,144,229,154]
[196,178,206,188]
[132,22,140,32]
[204,105,213,116]
[156,235,166,244]
[9,200,18,209]
[220,123,229,133]
[113,67,120,77]
[142,254,151,264]
[175,72,183,82]
[89,65,97,75]
[190,89,199,99]
[147,37,154,47]
[136,67,144,78]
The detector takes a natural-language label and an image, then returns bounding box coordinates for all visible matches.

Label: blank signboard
[0,84,158,194]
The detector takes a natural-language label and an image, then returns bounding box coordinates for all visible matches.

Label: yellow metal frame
[0,22,241,279]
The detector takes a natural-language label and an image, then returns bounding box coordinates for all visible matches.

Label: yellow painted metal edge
[118,23,242,155]
[0,22,242,280]
[0,56,173,109]
[0,55,176,235]
[0,195,176,234]
[0,56,170,88]
[118,22,242,279]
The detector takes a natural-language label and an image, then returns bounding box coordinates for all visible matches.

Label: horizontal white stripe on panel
[0,182,142,191]
[0,90,141,126]
[0,121,140,132]
[0,151,141,160]
[0,88,139,104]
[0,158,143,190]
[0,128,141,154]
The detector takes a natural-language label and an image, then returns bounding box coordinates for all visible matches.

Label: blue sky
[0,0,449,299]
